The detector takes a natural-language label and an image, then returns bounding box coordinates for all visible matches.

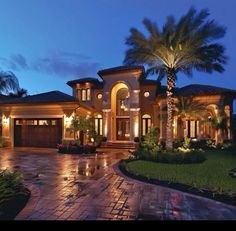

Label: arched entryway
[111,82,130,141]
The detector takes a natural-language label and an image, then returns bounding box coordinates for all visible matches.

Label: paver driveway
[0,147,236,220]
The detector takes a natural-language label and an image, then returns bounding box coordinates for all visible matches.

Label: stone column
[130,108,140,141]
[102,109,111,141]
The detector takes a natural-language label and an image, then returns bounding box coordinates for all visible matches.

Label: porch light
[3,117,9,124]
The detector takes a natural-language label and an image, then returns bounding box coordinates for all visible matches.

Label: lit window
[186,120,199,138]
[142,114,151,136]
[76,89,81,100]
[81,89,87,101]
[144,91,150,98]
[97,93,102,99]
[39,120,49,126]
[86,88,91,101]
[95,114,103,136]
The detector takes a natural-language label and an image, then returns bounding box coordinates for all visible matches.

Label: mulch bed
[0,189,30,220]
[119,159,236,207]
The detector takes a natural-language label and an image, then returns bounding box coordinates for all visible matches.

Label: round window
[144,91,150,98]
[97,93,103,99]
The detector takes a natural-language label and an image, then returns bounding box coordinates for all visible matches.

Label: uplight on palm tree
[123,7,227,150]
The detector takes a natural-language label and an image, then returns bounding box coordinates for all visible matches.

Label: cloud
[0,50,101,77]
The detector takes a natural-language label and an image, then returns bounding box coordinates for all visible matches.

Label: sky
[0,0,236,110]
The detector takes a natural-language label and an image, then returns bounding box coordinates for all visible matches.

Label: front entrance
[116,118,130,141]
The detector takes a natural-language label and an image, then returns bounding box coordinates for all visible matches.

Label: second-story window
[81,89,87,101]
[76,89,81,100]
[86,88,91,101]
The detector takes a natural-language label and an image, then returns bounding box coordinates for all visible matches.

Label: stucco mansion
[0,65,236,148]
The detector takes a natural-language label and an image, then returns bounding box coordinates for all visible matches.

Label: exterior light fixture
[144,91,150,98]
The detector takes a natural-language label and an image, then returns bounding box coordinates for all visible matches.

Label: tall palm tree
[123,7,227,150]
[0,71,19,94]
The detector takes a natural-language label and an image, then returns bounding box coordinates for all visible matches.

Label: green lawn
[126,150,236,196]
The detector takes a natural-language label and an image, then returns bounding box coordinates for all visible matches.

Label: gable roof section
[67,77,103,89]
[0,91,77,105]
[97,65,144,78]
[158,84,236,97]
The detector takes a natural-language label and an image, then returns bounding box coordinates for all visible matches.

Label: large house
[0,65,236,148]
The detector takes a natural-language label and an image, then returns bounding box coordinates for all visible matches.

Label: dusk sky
[0,0,236,108]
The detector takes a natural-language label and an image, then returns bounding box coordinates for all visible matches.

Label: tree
[123,7,227,150]
[70,116,95,145]
[0,70,19,94]
[175,96,206,135]
[207,113,227,145]
[8,88,28,98]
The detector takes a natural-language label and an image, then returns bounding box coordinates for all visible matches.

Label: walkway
[0,147,236,220]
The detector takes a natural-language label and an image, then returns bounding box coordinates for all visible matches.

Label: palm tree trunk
[166,69,176,150]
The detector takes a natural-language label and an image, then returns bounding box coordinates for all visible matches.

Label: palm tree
[123,7,227,150]
[0,71,19,94]
[175,96,206,138]
[8,88,28,98]
[207,114,227,145]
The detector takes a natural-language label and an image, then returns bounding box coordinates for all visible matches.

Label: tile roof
[0,91,77,104]
[158,84,236,97]
[97,65,144,77]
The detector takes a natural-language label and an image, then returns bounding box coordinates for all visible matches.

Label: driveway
[0,147,236,220]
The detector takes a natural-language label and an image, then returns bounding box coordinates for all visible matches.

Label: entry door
[116,118,130,141]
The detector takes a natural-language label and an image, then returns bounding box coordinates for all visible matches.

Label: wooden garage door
[14,119,62,148]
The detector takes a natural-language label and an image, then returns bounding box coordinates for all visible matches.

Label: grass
[126,150,236,197]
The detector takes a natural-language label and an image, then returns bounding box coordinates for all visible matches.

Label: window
[39,120,49,125]
[116,88,129,116]
[95,114,103,136]
[144,91,150,98]
[80,88,91,101]
[142,114,151,136]
[186,120,199,138]
[81,89,87,101]
[76,89,81,100]
[97,93,102,99]
[86,88,91,101]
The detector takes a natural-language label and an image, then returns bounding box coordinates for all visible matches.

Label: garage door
[14,119,62,148]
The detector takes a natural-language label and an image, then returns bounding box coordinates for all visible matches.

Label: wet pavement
[0,147,236,220]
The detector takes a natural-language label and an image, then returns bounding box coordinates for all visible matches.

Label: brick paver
[1,147,236,220]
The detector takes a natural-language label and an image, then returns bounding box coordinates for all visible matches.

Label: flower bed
[57,143,96,154]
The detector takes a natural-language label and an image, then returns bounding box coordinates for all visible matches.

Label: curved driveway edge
[113,162,236,220]
[15,183,41,220]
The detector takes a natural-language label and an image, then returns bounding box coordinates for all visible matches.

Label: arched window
[142,114,151,136]
[116,88,130,116]
[95,114,103,136]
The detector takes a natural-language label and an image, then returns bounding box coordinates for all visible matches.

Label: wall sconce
[3,117,9,124]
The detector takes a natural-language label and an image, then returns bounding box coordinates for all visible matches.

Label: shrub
[133,148,206,164]
[0,170,28,204]
[134,137,140,142]
[101,136,107,142]
[94,135,103,148]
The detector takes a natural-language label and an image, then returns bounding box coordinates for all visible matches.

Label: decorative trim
[102,109,111,112]
[132,90,140,93]
[130,108,140,111]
